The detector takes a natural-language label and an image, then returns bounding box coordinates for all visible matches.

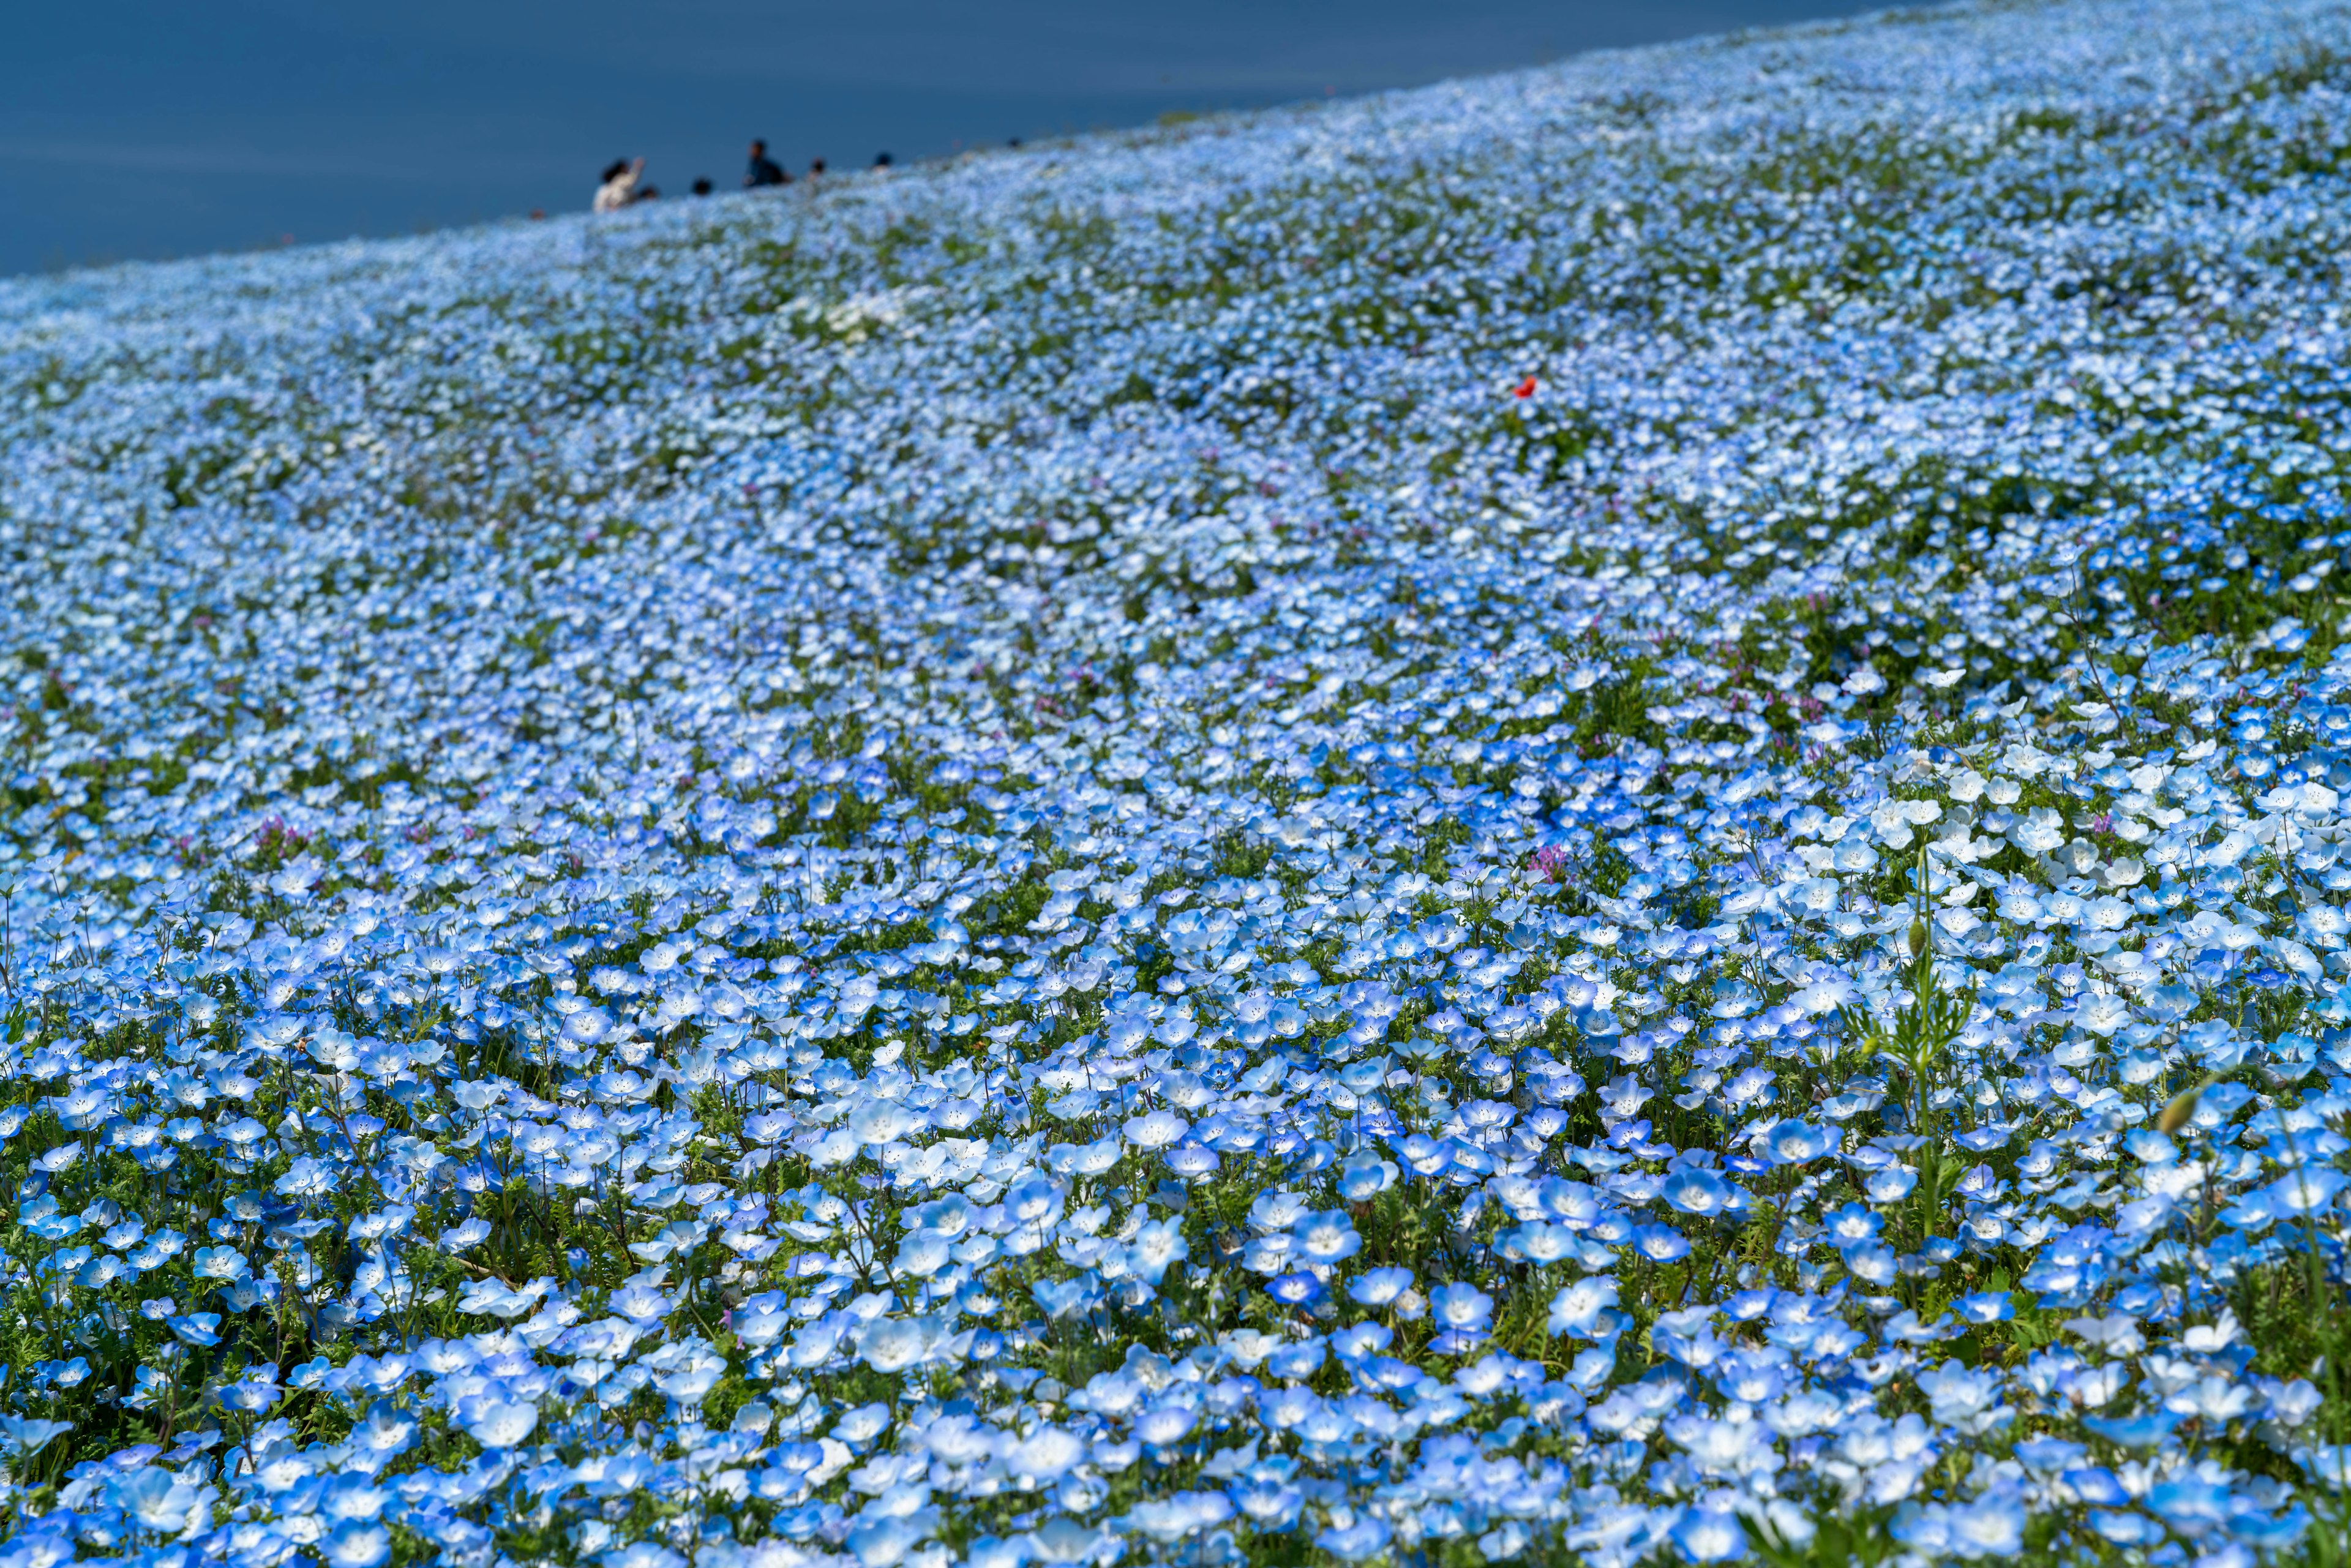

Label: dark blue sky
[4,1,1887,278]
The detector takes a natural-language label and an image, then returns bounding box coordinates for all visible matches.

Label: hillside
[5,0,2351,1561]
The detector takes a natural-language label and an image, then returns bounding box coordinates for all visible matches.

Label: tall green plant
[1839,844,1976,1231]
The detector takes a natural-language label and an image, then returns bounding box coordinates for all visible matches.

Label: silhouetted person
[594,158,643,212]
[809,157,826,179]
[692,177,713,196]
[746,140,787,189]
[874,151,893,168]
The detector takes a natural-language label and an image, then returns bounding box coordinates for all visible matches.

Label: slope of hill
[6,0,2351,1561]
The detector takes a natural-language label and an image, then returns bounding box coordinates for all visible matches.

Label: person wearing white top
[593,158,644,213]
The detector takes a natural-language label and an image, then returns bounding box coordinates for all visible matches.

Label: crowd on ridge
[594,140,892,212]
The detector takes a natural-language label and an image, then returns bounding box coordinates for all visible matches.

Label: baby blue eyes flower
[1864,1166,1919,1202]
[218,1373,282,1414]
[1337,1152,1399,1199]
[1661,1168,1732,1216]
[2084,1411,2181,1449]
[1398,1133,1453,1176]
[1547,1276,1621,1340]
[1765,1121,1837,1166]
[188,1241,248,1278]
[2221,1190,2279,1230]
[1232,1476,1304,1528]
[441,1217,493,1252]
[1956,1292,2015,1324]
[1316,1517,1393,1561]
[1163,1142,1220,1179]
[1267,1272,1325,1307]
[275,1157,337,1199]
[2265,1168,2347,1215]
[1843,1244,1899,1286]
[1134,1405,1199,1449]
[74,1256,127,1291]
[1428,1282,1493,1332]
[1265,1339,1325,1380]
[1033,1276,1100,1321]
[0,1419,72,1460]
[1127,1217,1189,1283]
[1671,1507,1748,1563]
[858,1315,955,1370]
[168,1313,222,1348]
[1006,1425,1085,1480]
[1348,1267,1414,1307]
[1123,1109,1188,1150]
[2229,1507,2313,1550]
[2087,1510,2165,1547]
[1292,1210,1360,1262]
[322,1523,394,1568]
[1005,1179,1064,1229]
[878,1215,947,1274]
[1632,1224,1692,1262]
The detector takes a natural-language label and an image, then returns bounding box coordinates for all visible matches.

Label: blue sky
[4,1,1888,277]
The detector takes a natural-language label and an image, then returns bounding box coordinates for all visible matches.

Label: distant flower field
[9,0,2351,1562]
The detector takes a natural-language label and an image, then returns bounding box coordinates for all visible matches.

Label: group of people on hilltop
[594,140,891,212]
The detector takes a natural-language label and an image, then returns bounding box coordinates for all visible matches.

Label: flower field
[10,0,2351,1562]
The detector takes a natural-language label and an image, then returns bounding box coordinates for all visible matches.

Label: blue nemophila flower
[1862,1166,1918,1203]
[1548,1277,1622,1341]
[1163,1142,1220,1179]
[1661,1168,1733,1216]
[1631,1223,1692,1262]
[1316,1516,1392,1561]
[1955,1292,2015,1324]
[1266,1272,1325,1307]
[2084,1410,2181,1449]
[1670,1506,1747,1563]
[1292,1209,1360,1265]
[1428,1281,1494,1334]
[167,1313,222,1348]
[1033,1275,1099,1321]
[1348,1267,1414,1308]
[0,1419,72,1459]
[1336,1151,1399,1200]
[1125,1217,1188,1283]
[217,1369,282,1415]
[1265,1338,1326,1381]
[323,1523,394,1568]
[2265,1166,2347,1215]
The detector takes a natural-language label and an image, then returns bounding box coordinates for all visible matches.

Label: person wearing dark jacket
[745,140,788,189]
